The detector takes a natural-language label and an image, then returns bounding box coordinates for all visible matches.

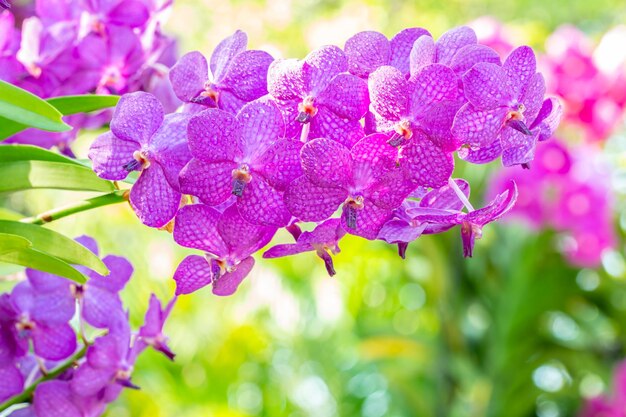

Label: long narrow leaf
[0,248,87,284]
[0,233,32,255]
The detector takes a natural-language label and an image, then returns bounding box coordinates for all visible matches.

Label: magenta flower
[409,25,501,81]
[378,179,470,257]
[89,92,191,228]
[33,380,103,417]
[0,317,23,403]
[173,204,276,296]
[135,294,176,360]
[579,361,626,417]
[343,27,430,78]
[169,30,273,114]
[264,218,346,276]
[0,0,10,10]
[267,45,369,147]
[409,181,517,257]
[0,11,23,84]
[285,134,414,240]
[180,99,302,227]
[368,64,461,187]
[452,46,562,167]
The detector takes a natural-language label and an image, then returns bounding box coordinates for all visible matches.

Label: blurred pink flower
[580,361,626,417]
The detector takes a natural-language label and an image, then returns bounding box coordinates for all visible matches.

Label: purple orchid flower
[408,180,518,257]
[0,11,24,84]
[169,30,273,114]
[409,26,501,77]
[0,0,10,10]
[173,203,276,296]
[378,179,470,257]
[89,92,191,228]
[368,64,461,188]
[452,46,562,167]
[135,294,175,360]
[263,218,346,276]
[179,98,302,227]
[343,27,430,78]
[0,318,24,403]
[284,134,414,240]
[32,380,105,417]
[267,45,369,147]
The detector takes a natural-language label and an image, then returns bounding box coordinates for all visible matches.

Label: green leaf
[0,144,83,165]
[0,208,24,221]
[0,161,115,193]
[0,233,32,255]
[0,221,108,275]
[0,80,71,133]
[0,94,119,140]
[0,248,87,284]
[47,95,120,115]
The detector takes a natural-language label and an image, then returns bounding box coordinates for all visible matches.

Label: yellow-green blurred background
[4,0,626,416]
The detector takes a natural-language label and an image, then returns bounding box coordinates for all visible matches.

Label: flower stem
[448,178,474,212]
[19,190,129,225]
[0,345,88,412]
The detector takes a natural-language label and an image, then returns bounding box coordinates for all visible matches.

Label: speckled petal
[218,204,276,258]
[36,381,82,417]
[344,31,390,78]
[452,103,507,148]
[88,132,140,181]
[267,59,307,101]
[263,243,312,258]
[173,204,227,255]
[285,176,347,222]
[420,179,470,210]
[458,140,502,164]
[219,50,273,101]
[217,90,249,114]
[151,113,192,190]
[436,26,477,66]
[300,138,353,189]
[409,35,435,77]
[110,92,164,145]
[256,139,303,190]
[317,73,369,120]
[409,64,460,116]
[173,255,213,295]
[378,219,425,244]
[400,135,454,188]
[450,44,501,75]
[419,100,462,151]
[462,62,511,109]
[212,257,255,296]
[0,365,23,403]
[351,133,398,187]
[179,159,236,206]
[129,164,181,228]
[390,27,431,76]
[366,169,414,210]
[500,129,539,167]
[466,181,517,226]
[210,30,247,81]
[341,202,392,240]
[239,99,285,160]
[169,51,209,102]
[187,108,242,163]
[503,46,537,99]
[304,45,348,95]
[309,107,365,148]
[368,65,410,121]
[532,98,562,141]
[520,72,546,122]
[237,176,291,226]
[32,324,76,361]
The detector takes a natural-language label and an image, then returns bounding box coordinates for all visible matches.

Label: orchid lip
[123,150,150,172]
[507,119,533,135]
[297,97,318,124]
[388,120,413,147]
[231,164,252,196]
[344,196,365,229]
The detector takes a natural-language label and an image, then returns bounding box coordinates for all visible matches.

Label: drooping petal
[368,65,410,122]
[173,204,227,255]
[500,129,539,167]
[35,381,82,417]
[452,103,507,148]
[173,255,213,296]
[344,31,390,78]
[285,176,347,222]
[187,108,242,162]
[435,26,477,66]
[129,163,181,228]
[503,46,537,99]
[88,132,140,181]
[462,63,511,109]
[304,45,348,95]
[212,257,255,296]
[169,51,209,102]
[237,176,291,227]
[31,324,76,361]
[110,92,164,145]
[409,64,460,116]
[420,179,470,210]
[377,219,425,244]
[390,27,430,76]
[466,181,518,226]
[210,30,247,82]
[179,159,236,207]
[317,73,369,120]
[400,135,454,188]
[263,242,312,259]
[300,138,353,188]
[219,50,273,101]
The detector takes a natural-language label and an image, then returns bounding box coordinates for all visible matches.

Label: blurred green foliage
[3,1,626,416]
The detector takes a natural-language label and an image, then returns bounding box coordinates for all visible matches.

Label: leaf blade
[0,248,87,284]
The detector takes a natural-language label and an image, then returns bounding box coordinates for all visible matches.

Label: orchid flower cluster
[0,0,179,153]
[88,26,561,296]
[0,236,174,417]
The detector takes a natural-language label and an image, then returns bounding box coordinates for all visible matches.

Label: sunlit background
[3,0,626,416]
